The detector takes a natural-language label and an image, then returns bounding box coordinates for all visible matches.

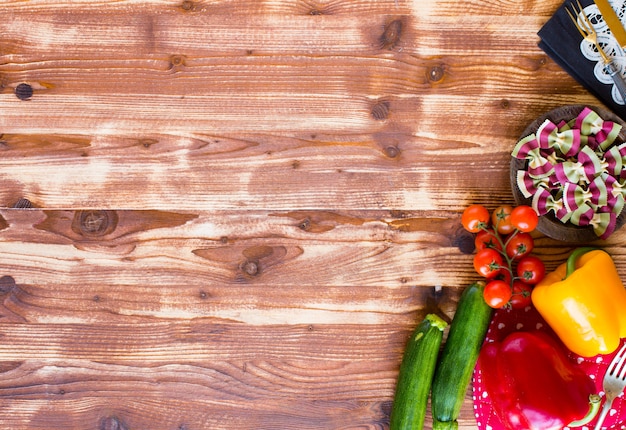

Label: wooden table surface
[0,0,623,429]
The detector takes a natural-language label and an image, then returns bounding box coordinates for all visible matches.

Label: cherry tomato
[491,205,515,235]
[505,232,534,260]
[510,205,539,233]
[483,279,512,309]
[473,248,504,279]
[474,229,502,252]
[509,280,533,309]
[516,255,546,284]
[461,204,490,233]
[493,267,512,285]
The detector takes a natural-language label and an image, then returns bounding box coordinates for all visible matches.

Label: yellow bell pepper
[532,247,626,357]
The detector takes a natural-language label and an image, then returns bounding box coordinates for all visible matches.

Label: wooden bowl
[510,105,626,243]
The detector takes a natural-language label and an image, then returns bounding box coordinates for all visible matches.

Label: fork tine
[566,0,612,65]
[566,2,590,36]
[618,362,626,380]
[616,347,626,380]
[566,7,586,38]
[607,343,626,376]
[572,2,592,35]
[575,0,595,33]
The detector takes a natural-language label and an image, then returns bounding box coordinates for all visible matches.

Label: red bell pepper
[479,331,600,430]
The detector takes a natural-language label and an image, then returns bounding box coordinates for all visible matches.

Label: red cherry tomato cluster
[461,204,545,310]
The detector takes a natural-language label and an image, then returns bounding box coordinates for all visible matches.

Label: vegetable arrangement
[461,204,544,309]
[391,196,626,429]
[459,203,626,429]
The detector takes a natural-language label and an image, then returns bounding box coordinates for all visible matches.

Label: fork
[594,342,626,430]
[567,0,626,102]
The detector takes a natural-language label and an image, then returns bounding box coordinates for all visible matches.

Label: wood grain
[0,0,620,429]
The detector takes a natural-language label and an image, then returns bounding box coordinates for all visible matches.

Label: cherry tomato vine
[461,204,545,309]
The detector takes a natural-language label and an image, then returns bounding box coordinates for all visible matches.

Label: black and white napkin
[538,0,626,120]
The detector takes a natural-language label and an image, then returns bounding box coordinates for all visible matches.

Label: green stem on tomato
[480,224,516,290]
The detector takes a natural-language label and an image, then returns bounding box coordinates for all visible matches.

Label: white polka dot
[536,323,543,329]
[596,356,603,363]
[577,357,584,364]
[516,323,524,329]
[610,408,617,416]
[498,323,505,329]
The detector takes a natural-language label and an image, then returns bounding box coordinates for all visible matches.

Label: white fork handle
[594,396,615,430]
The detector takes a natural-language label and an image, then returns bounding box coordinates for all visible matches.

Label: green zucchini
[390,313,448,430]
[431,282,493,430]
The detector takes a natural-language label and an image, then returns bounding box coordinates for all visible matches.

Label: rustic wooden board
[0,0,622,429]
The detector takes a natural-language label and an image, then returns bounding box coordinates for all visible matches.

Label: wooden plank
[0,12,580,137]
[0,0,562,17]
[0,321,481,429]
[0,0,412,15]
[0,208,470,323]
[0,132,514,210]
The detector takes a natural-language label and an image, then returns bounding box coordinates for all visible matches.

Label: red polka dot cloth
[472,306,626,430]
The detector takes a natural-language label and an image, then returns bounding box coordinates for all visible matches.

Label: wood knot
[100,416,128,430]
[298,218,311,231]
[139,138,158,148]
[240,260,259,277]
[15,83,33,100]
[73,210,119,238]
[379,19,402,49]
[180,0,195,11]
[452,228,475,255]
[169,55,186,69]
[371,101,390,120]
[384,146,399,158]
[0,276,16,294]
[428,65,445,82]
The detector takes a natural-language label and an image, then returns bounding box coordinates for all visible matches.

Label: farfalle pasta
[512,107,626,239]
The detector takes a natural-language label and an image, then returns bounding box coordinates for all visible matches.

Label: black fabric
[538,0,626,120]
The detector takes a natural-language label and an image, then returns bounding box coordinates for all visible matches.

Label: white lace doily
[578,0,626,105]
